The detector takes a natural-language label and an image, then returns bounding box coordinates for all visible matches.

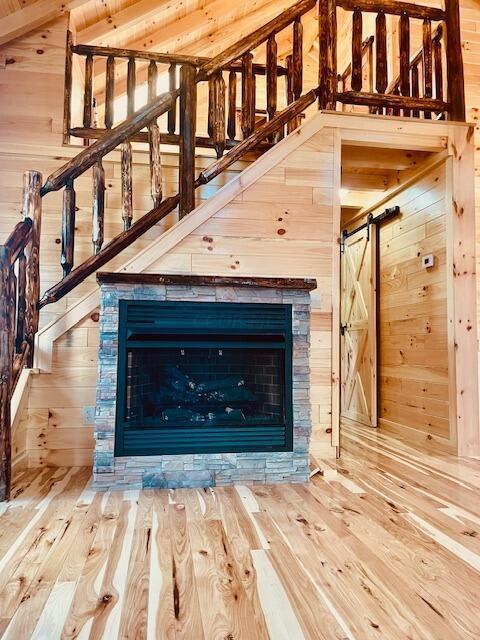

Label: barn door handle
[340,323,347,336]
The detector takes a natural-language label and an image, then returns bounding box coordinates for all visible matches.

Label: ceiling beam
[0,0,89,46]
[78,0,179,46]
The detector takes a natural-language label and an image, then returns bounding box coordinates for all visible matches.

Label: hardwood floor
[1,423,480,639]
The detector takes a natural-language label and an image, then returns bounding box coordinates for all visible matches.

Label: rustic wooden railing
[320,0,465,121]
[0,171,42,500]
[37,0,317,309]
[63,38,288,149]
[338,35,374,111]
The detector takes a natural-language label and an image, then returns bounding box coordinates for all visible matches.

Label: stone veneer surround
[93,274,315,490]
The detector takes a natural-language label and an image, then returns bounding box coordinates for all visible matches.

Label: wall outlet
[422,254,434,269]
[82,406,95,425]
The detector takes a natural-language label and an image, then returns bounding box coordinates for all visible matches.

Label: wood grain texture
[1,426,480,638]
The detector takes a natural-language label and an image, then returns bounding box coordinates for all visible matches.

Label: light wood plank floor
[1,422,480,639]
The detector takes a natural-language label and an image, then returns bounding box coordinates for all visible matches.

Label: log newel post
[22,170,42,368]
[318,0,337,109]
[0,244,12,502]
[179,64,197,219]
[63,30,73,145]
[444,0,465,121]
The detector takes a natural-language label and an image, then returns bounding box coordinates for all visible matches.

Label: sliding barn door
[340,227,377,427]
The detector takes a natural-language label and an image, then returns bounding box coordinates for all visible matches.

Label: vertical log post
[211,71,226,158]
[168,63,177,135]
[127,57,136,117]
[286,55,295,134]
[121,141,133,230]
[445,0,465,121]
[423,18,433,119]
[15,251,26,353]
[61,178,76,276]
[149,122,162,208]
[411,64,420,117]
[83,54,93,129]
[399,12,410,116]
[266,35,278,122]
[433,28,444,117]
[241,52,255,138]
[318,0,337,109]
[23,170,42,368]
[63,30,73,145]
[148,60,157,102]
[375,11,387,114]
[292,17,303,101]
[92,160,105,255]
[179,64,197,219]
[0,244,12,501]
[351,9,363,92]
[227,70,237,141]
[105,55,115,129]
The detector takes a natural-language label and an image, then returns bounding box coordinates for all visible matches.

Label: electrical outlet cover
[422,254,434,268]
[82,406,95,425]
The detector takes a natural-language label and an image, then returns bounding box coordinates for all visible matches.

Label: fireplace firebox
[115,300,293,456]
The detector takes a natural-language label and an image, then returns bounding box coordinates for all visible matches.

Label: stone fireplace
[93,273,316,490]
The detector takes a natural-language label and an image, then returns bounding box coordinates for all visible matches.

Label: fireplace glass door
[115,301,293,455]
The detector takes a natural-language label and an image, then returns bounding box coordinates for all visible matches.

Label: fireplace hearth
[93,273,316,490]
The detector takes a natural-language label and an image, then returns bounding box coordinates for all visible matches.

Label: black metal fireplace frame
[114,300,293,456]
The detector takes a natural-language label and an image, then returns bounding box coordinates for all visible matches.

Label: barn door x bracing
[340,227,377,427]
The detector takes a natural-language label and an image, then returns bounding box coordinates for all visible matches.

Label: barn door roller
[340,205,400,253]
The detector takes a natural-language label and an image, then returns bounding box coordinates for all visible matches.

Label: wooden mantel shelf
[96,272,317,290]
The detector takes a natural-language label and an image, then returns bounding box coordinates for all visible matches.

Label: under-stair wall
[25,127,340,467]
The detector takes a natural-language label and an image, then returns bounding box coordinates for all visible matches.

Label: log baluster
[63,30,73,145]
[61,178,76,276]
[351,9,363,92]
[286,55,295,133]
[375,11,387,114]
[179,64,197,218]
[433,28,443,115]
[105,55,115,128]
[241,52,255,138]
[318,0,337,109]
[148,60,158,102]
[127,57,136,117]
[208,75,215,138]
[149,123,162,208]
[266,35,278,123]
[399,12,410,116]
[292,17,303,101]
[83,53,93,144]
[23,170,42,368]
[92,160,105,255]
[411,64,420,118]
[168,63,177,134]
[423,18,432,119]
[211,71,226,158]
[227,70,237,140]
[15,250,26,353]
[121,141,133,229]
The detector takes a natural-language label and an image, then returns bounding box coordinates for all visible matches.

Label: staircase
[0,0,466,500]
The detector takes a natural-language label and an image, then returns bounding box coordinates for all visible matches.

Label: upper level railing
[319,0,464,120]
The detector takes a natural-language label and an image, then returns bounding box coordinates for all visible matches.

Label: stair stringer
[35,110,333,373]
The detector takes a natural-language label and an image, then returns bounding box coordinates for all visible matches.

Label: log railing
[323,0,465,121]
[37,0,317,308]
[63,38,288,149]
[0,171,42,500]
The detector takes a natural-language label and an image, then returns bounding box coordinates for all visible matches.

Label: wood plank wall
[25,128,339,467]
[345,162,451,448]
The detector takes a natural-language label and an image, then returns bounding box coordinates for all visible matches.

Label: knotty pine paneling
[27,128,339,466]
[346,163,450,443]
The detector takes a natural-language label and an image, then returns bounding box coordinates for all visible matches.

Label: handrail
[197,0,316,79]
[42,89,179,195]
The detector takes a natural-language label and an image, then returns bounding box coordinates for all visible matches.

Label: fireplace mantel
[96,272,317,290]
[93,274,316,490]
